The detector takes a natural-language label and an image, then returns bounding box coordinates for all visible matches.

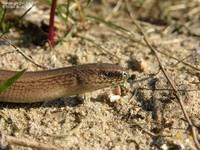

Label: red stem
[48,0,57,47]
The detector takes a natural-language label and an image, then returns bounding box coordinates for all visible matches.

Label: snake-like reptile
[0,63,127,103]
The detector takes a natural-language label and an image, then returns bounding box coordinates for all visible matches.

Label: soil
[0,1,199,149]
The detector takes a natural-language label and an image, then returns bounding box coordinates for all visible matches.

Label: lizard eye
[103,72,114,77]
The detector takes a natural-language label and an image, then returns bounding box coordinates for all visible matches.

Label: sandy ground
[0,1,200,149]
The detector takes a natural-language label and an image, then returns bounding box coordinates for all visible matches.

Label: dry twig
[1,133,63,150]
[75,33,120,60]
[0,35,49,70]
[124,0,200,149]
[105,0,123,21]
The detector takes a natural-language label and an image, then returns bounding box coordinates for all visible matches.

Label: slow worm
[0,63,127,103]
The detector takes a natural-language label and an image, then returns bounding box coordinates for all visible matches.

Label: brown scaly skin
[0,63,127,103]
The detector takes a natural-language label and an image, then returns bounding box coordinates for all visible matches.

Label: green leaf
[87,15,129,32]
[14,5,34,27]
[66,0,71,18]
[85,0,91,7]
[0,69,27,92]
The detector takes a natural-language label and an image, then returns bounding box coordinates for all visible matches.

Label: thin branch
[75,33,121,60]
[75,0,85,23]
[128,43,200,71]
[105,0,123,21]
[0,35,49,70]
[2,133,63,150]
[156,48,200,71]
[124,0,200,149]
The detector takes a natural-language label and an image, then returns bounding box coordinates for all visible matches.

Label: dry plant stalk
[124,0,200,149]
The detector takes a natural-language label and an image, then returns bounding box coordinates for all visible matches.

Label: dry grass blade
[75,33,120,60]
[105,0,123,21]
[87,15,141,44]
[87,15,129,32]
[156,49,200,71]
[0,35,49,70]
[2,133,63,150]
[124,0,200,149]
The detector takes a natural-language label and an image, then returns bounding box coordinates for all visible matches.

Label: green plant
[0,69,27,92]
[0,2,34,33]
